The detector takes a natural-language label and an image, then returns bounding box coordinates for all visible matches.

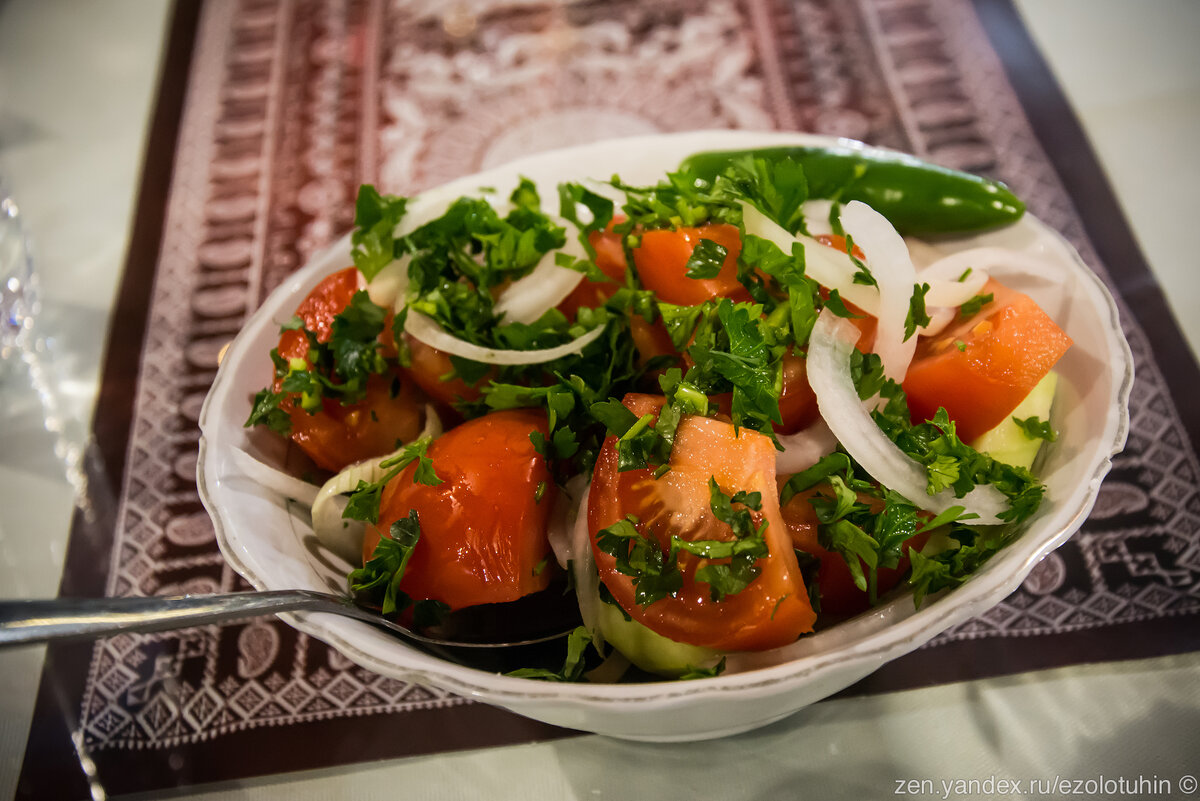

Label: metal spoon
[0,590,572,654]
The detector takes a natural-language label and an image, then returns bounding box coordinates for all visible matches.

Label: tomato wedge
[588,394,816,651]
[780,487,928,617]
[556,228,628,319]
[633,224,751,306]
[402,334,491,410]
[365,409,556,610]
[903,279,1072,442]
[276,267,425,472]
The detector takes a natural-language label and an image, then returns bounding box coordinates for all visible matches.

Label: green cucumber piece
[970,372,1058,470]
[596,598,721,678]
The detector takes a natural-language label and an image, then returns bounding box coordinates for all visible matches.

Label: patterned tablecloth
[17,0,1200,796]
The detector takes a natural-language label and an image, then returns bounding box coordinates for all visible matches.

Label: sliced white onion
[800,199,836,237]
[840,201,917,382]
[807,309,1008,524]
[922,306,958,338]
[739,200,878,315]
[310,405,444,565]
[547,473,590,570]
[231,447,320,507]
[494,225,589,324]
[571,485,604,648]
[366,253,412,309]
[775,418,838,474]
[404,311,607,366]
[919,247,999,309]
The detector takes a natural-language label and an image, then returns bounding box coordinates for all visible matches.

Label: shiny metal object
[0,590,567,650]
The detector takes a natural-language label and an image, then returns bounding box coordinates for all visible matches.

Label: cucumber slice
[595,599,722,678]
[969,372,1058,470]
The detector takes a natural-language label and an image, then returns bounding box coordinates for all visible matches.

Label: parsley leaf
[558,182,615,234]
[342,438,442,524]
[245,386,292,435]
[720,155,809,234]
[678,658,727,680]
[594,516,683,607]
[779,453,854,504]
[904,282,932,341]
[506,626,594,682]
[844,234,877,288]
[684,238,728,279]
[823,289,860,319]
[1013,415,1058,442]
[907,525,1011,607]
[352,185,408,281]
[329,290,389,382]
[959,292,994,319]
[348,509,421,615]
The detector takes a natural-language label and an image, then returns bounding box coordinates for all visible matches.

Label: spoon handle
[0,590,336,647]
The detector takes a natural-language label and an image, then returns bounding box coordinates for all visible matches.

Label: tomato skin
[276,267,425,472]
[403,334,490,410]
[777,349,819,434]
[633,224,751,306]
[588,395,816,651]
[903,279,1072,442]
[780,488,928,617]
[556,229,628,319]
[282,375,426,472]
[364,409,556,610]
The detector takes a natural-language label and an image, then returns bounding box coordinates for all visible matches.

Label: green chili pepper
[679,145,1024,237]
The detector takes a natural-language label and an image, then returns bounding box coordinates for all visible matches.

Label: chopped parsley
[904,282,931,341]
[679,658,727,680]
[342,438,442,525]
[351,185,408,282]
[823,289,860,319]
[506,626,594,682]
[684,238,729,279]
[244,290,395,435]
[958,292,994,319]
[594,477,773,608]
[1013,415,1058,442]
[348,509,421,615]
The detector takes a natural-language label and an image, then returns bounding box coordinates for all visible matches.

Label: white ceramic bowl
[198,130,1132,741]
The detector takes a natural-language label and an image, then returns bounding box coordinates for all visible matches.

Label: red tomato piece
[276,267,425,472]
[632,224,751,306]
[588,394,816,651]
[903,279,1072,442]
[780,487,927,617]
[556,228,628,319]
[629,314,682,376]
[402,334,491,410]
[777,349,819,434]
[364,409,556,610]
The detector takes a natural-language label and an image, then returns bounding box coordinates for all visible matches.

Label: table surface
[1,0,1198,798]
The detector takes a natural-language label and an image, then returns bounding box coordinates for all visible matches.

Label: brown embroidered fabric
[18,0,1200,796]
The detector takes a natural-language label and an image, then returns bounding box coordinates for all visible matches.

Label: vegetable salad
[243,147,1071,680]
